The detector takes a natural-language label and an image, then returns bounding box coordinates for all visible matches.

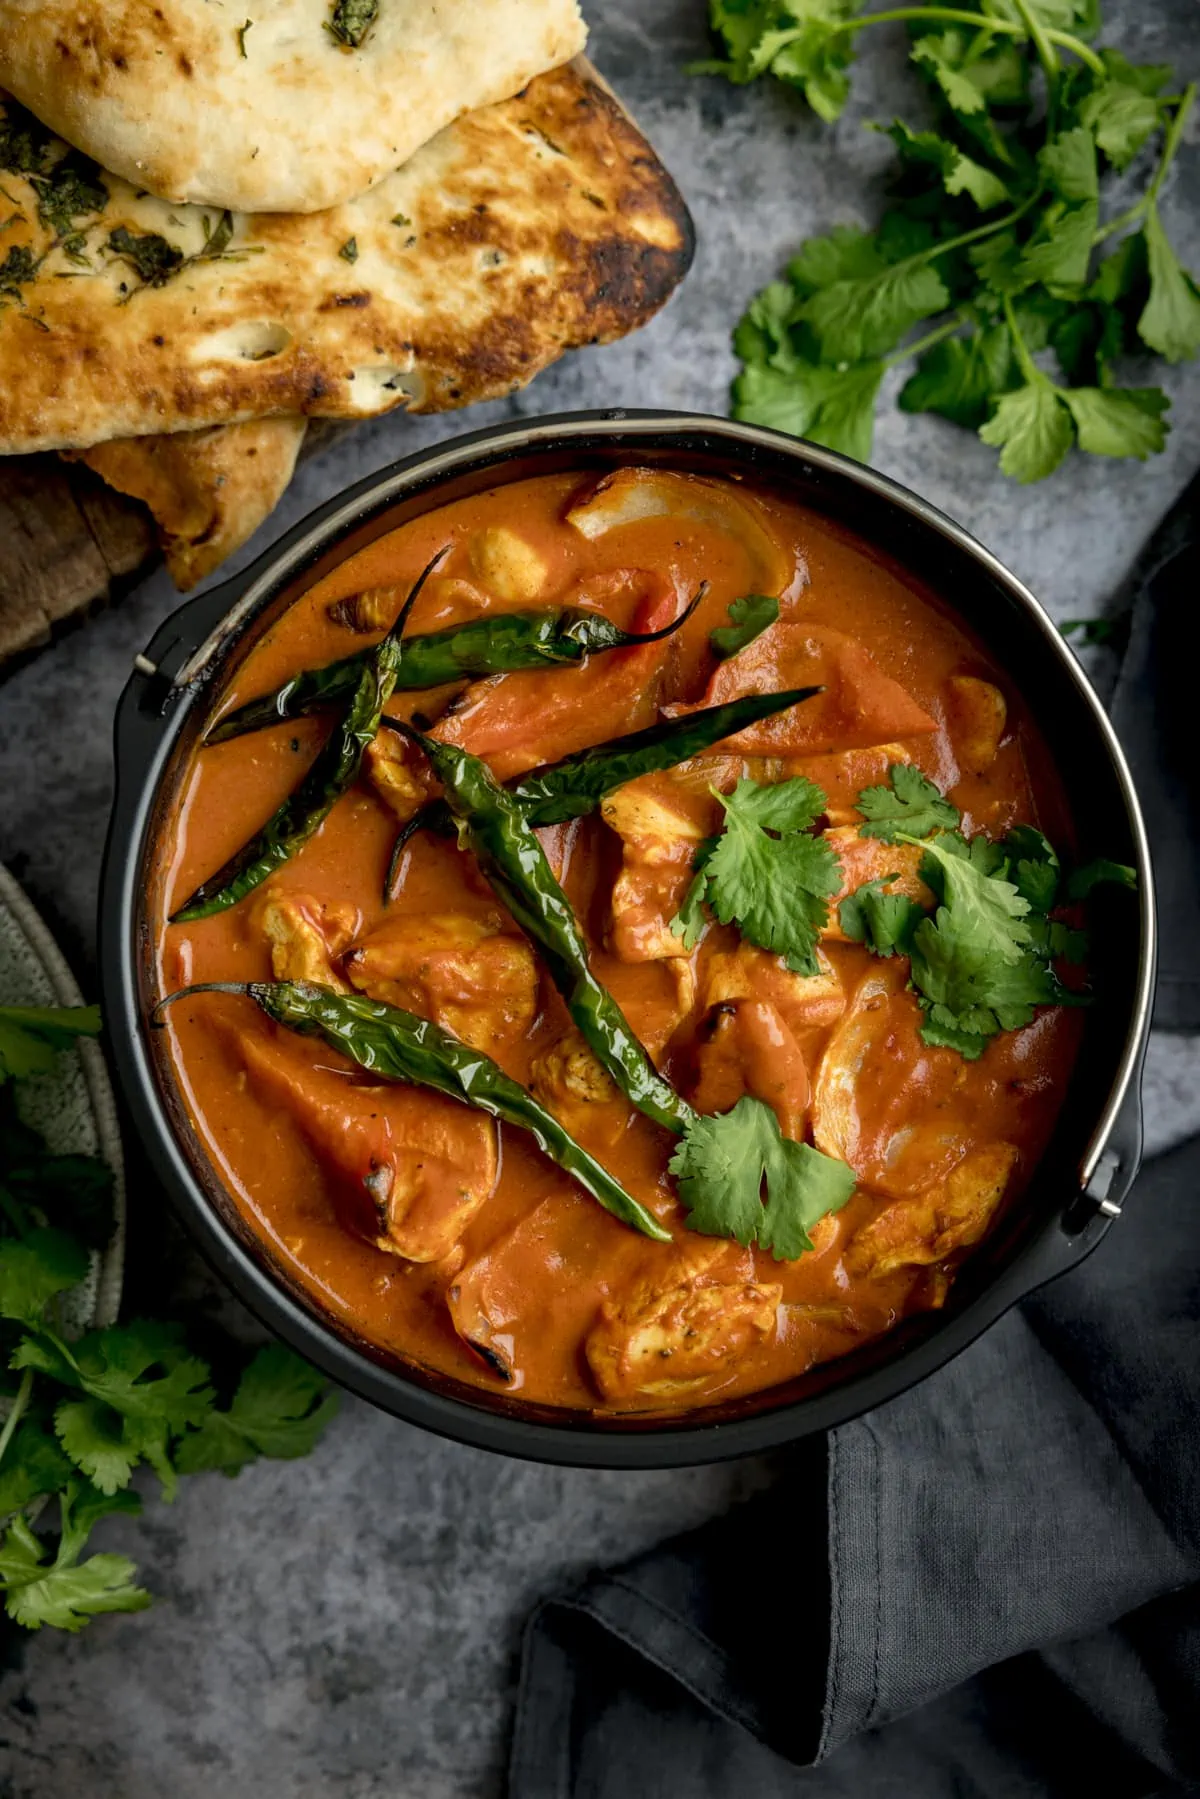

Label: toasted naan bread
[0,0,586,214]
[0,65,692,456]
[63,418,308,589]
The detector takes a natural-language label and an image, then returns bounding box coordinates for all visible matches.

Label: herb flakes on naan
[0,0,587,215]
[0,65,694,457]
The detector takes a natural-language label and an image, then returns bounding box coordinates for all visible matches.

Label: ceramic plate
[0,863,125,1332]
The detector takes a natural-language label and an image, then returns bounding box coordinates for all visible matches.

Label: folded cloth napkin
[508,481,1200,1799]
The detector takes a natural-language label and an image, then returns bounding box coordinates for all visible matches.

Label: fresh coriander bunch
[0,1005,336,1633]
[695,1,1199,480]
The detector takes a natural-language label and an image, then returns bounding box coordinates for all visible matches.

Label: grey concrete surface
[0,3,1197,1794]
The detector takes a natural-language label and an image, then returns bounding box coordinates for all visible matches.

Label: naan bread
[0,65,693,455]
[0,0,586,214]
[63,418,307,589]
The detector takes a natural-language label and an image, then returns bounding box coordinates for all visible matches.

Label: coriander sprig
[698,1,1198,478]
[0,1008,336,1632]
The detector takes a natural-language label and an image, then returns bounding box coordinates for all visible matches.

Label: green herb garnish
[696,2,1197,477]
[338,236,359,263]
[856,762,961,843]
[0,243,37,300]
[839,767,1136,1057]
[236,19,253,56]
[671,776,843,975]
[669,1096,856,1260]
[327,0,378,49]
[105,225,184,287]
[709,593,779,660]
[0,1011,335,1632]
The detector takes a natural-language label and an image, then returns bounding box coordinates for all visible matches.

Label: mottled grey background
[0,3,1197,1794]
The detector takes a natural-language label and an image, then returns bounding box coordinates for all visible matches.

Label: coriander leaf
[767,17,857,123]
[837,878,926,957]
[979,379,1075,482]
[105,226,184,288]
[918,1007,993,1058]
[1138,207,1200,363]
[68,1321,213,1435]
[0,1502,148,1632]
[885,122,1010,211]
[668,1095,855,1259]
[327,0,378,49]
[733,356,885,462]
[1066,857,1138,900]
[0,1421,72,1518]
[0,1004,101,1085]
[758,1135,857,1261]
[671,854,716,953]
[1015,200,1100,292]
[913,833,1033,962]
[670,1095,766,1245]
[910,33,987,116]
[173,1344,337,1477]
[855,763,961,843]
[695,777,842,974]
[1062,386,1170,459]
[1079,78,1161,170]
[899,325,1014,428]
[0,1229,89,1324]
[1089,231,1148,308]
[1040,126,1099,203]
[798,260,951,363]
[718,775,825,833]
[733,280,798,369]
[55,1398,139,1496]
[787,223,883,295]
[1051,301,1127,385]
[1002,825,1060,912]
[710,594,780,661]
[1096,49,1172,99]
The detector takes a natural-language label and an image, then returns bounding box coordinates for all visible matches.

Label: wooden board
[0,455,156,670]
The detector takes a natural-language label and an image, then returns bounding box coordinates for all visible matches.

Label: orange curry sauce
[156,468,1081,1413]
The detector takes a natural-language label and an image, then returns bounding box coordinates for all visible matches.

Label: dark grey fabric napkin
[508,485,1200,1799]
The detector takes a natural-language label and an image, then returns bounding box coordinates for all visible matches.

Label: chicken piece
[811,963,984,1199]
[468,525,550,604]
[585,1240,782,1402]
[846,1142,1019,1277]
[602,774,712,962]
[239,1031,497,1262]
[362,730,436,826]
[327,586,399,633]
[821,828,932,943]
[346,911,538,1056]
[256,890,356,990]
[606,956,697,1061]
[945,676,1008,775]
[704,943,845,1034]
[564,467,800,602]
[531,1030,618,1109]
[448,1191,640,1385]
[690,1000,810,1139]
[783,743,912,825]
[432,579,681,778]
[665,623,937,757]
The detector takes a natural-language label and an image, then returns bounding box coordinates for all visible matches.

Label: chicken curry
[155,465,1115,1415]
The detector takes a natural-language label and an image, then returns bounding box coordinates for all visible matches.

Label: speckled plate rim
[0,863,125,1332]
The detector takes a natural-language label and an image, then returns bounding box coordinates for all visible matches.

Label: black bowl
[99,410,1156,1467]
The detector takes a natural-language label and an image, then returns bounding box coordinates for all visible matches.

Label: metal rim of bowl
[99,408,1156,1468]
